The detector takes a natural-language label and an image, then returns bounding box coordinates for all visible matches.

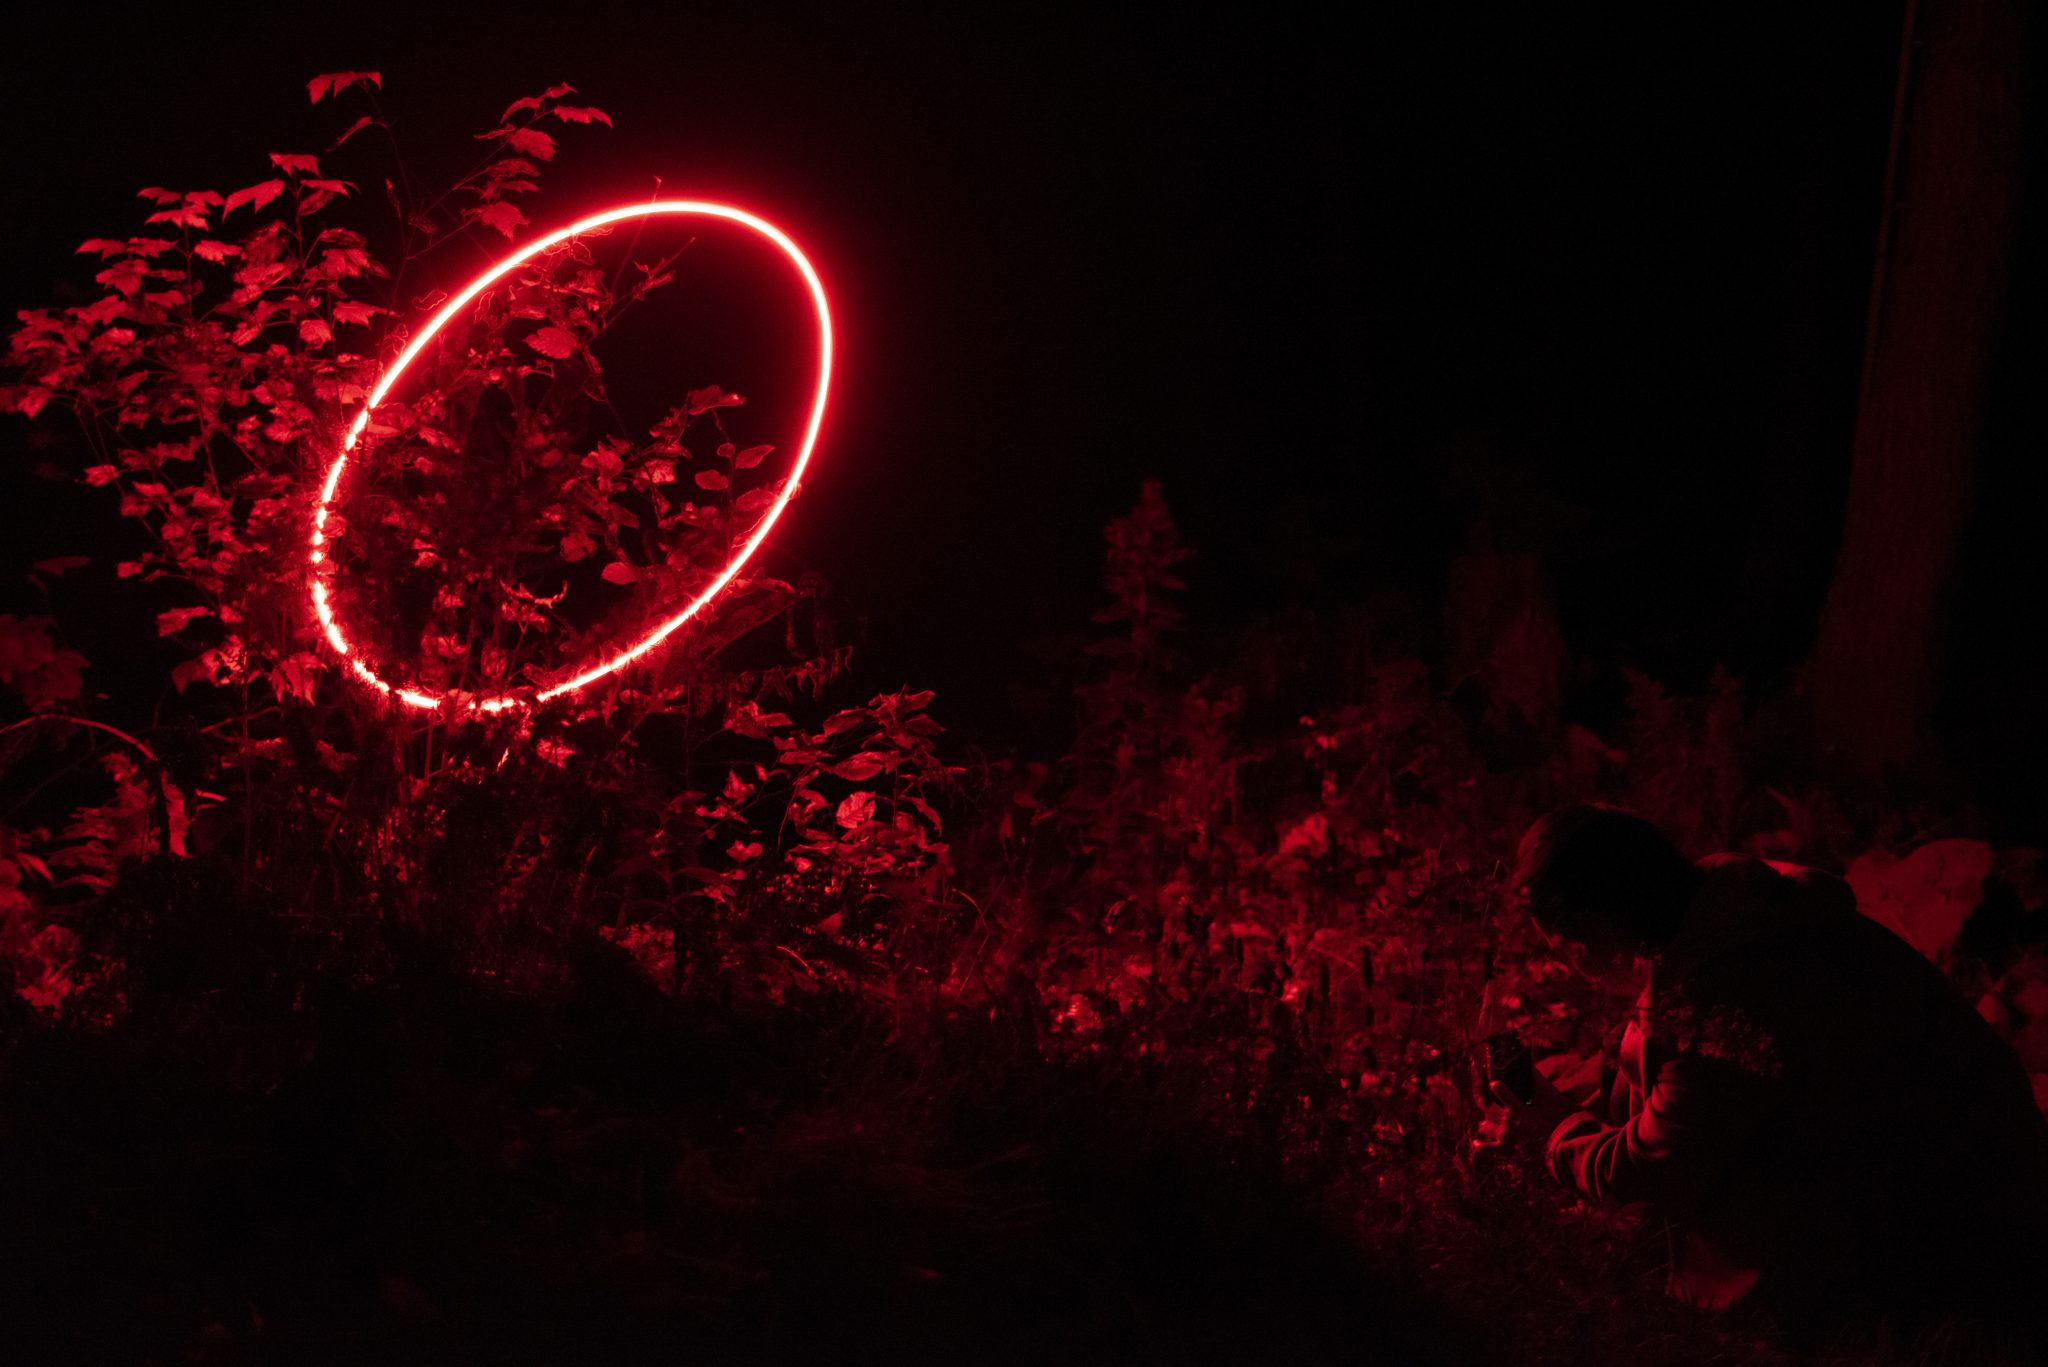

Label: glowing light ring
[310,201,833,716]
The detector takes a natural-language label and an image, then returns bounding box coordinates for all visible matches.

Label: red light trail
[309,200,833,717]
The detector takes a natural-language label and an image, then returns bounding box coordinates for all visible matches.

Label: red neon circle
[309,201,833,716]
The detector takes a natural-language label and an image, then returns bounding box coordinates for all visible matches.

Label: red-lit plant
[0,73,955,1015]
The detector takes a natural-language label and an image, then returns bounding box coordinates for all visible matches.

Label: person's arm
[1546,1047,1765,1210]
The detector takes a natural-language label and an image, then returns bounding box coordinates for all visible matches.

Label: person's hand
[1490,1066,1585,1156]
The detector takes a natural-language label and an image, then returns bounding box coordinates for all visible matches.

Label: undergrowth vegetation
[3,74,2041,1366]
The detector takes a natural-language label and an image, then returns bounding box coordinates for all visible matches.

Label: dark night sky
[4,3,2035,782]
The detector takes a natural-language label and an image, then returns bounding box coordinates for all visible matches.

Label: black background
[3,2,2039,806]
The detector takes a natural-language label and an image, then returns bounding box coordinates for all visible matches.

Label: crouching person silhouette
[1499,804,2048,1349]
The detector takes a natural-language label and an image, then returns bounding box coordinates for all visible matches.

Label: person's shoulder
[1694,852,1789,896]
[1774,863,1858,918]
[1696,851,1768,877]
[1695,852,1857,915]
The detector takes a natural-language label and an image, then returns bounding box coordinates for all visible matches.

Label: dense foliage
[3,74,2044,1366]
[0,73,954,1019]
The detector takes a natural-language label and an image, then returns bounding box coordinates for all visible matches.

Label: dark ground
[0,907,1481,1366]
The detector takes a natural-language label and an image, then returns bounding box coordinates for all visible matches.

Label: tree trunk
[1806,0,2024,775]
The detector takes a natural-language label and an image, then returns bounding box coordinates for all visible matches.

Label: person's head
[1510,804,1699,969]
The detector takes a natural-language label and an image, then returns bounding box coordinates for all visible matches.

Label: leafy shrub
[0,72,954,1015]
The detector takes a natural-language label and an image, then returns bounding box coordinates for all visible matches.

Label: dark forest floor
[6,869,2026,1366]
[6,520,2044,1366]
[0,922,1471,1365]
